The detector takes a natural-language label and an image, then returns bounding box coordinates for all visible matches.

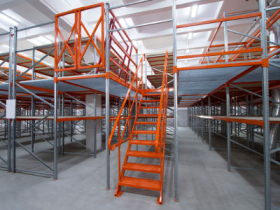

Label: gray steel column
[234,98,237,141]
[208,97,212,150]
[53,75,58,180]
[93,93,97,158]
[7,27,13,172]
[11,26,17,172]
[250,94,254,149]
[173,0,179,201]
[245,95,249,147]
[70,100,73,142]
[105,3,110,190]
[201,100,204,140]
[58,94,61,154]
[259,0,270,209]
[31,96,35,152]
[32,47,35,80]
[62,94,65,155]
[226,86,231,171]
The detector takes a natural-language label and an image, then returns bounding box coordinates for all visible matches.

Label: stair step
[124,163,161,173]
[143,94,161,97]
[140,106,159,109]
[130,140,155,145]
[133,130,156,135]
[127,150,161,158]
[138,114,158,118]
[135,121,157,125]
[141,100,160,103]
[119,176,161,191]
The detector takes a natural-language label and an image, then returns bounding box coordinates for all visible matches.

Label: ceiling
[0,0,258,56]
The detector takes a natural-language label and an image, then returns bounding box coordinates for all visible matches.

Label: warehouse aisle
[0,127,275,210]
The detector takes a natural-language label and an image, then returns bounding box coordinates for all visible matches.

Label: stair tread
[135,121,157,125]
[130,140,156,145]
[124,163,161,173]
[133,130,157,134]
[138,114,158,117]
[140,106,159,109]
[141,100,160,103]
[120,176,161,191]
[143,94,161,96]
[127,150,161,158]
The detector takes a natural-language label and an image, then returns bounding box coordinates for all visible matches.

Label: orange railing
[155,51,168,151]
[107,54,145,182]
[108,54,145,151]
[189,9,280,66]
[155,51,168,202]
[55,3,105,72]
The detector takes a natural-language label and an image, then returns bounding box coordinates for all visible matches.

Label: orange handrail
[155,51,168,151]
[108,54,145,150]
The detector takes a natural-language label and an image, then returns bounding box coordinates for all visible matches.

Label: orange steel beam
[176,60,263,71]
[177,12,261,29]
[209,42,247,48]
[195,115,265,126]
[57,73,106,81]
[201,57,260,64]
[178,48,262,60]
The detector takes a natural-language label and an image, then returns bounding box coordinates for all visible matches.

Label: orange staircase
[108,52,169,204]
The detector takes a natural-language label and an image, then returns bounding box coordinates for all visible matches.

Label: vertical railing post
[105,3,111,191]
[53,75,58,180]
[11,26,17,173]
[208,97,212,151]
[7,27,13,172]
[259,0,270,209]
[226,85,231,172]
[173,0,179,202]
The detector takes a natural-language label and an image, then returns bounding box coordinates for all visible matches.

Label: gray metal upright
[7,27,13,172]
[11,26,17,172]
[259,0,270,209]
[208,97,212,150]
[70,100,73,142]
[62,94,65,154]
[172,0,179,202]
[31,96,35,152]
[105,3,111,190]
[93,93,97,158]
[226,86,231,172]
[31,47,35,152]
[53,73,58,180]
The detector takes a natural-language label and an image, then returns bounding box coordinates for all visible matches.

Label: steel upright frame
[184,1,280,209]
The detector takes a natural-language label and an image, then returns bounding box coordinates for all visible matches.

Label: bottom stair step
[127,150,161,158]
[124,163,161,173]
[120,176,161,191]
[130,140,155,145]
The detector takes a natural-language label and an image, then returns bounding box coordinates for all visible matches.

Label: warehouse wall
[178,108,188,127]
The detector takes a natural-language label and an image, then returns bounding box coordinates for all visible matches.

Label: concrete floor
[0,127,280,210]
